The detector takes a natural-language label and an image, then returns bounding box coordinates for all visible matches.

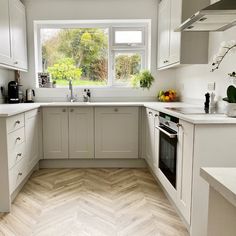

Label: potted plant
[131,70,154,89]
[52,80,57,88]
[212,40,236,117]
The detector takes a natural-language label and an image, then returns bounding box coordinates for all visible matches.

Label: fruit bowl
[157,90,177,102]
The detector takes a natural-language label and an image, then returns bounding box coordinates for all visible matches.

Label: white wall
[0,68,14,103]
[22,0,176,102]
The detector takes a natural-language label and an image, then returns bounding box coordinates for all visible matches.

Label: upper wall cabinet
[157,0,209,70]
[0,0,12,65]
[0,0,28,71]
[9,0,28,71]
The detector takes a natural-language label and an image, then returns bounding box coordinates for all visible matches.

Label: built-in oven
[156,112,179,189]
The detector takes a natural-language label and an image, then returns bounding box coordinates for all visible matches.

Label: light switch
[207,82,215,91]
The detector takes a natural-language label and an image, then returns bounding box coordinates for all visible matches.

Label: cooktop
[165,107,225,115]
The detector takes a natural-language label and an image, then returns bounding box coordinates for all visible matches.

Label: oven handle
[156,125,177,139]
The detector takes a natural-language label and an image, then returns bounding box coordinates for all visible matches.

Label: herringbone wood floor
[0,169,189,236]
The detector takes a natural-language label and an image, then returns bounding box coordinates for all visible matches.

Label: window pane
[40,28,108,87]
[114,52,142,86]
[115,31,143,44]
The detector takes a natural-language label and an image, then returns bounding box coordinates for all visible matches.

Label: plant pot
[226,103,236,117]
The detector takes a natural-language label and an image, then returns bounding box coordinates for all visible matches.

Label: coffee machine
[8,81,19,104]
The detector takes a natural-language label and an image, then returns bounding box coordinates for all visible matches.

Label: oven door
[156,125,178,188]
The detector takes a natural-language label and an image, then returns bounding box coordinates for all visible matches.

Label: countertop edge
[200,168,236,208]
[0,102,236,124]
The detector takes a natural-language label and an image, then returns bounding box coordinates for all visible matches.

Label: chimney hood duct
[176,0,236,32]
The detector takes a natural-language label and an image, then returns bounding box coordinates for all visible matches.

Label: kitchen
[0,0,236,235]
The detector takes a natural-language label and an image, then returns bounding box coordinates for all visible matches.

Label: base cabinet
[144,109,194,226]
[144,108,159,170]
[176,120,194,225]
[0,109,39,212]
[25,109,39,170]
[95,107,139,159]
[43,107,69,159]
[69,107,94,159]
[42,106,139,160]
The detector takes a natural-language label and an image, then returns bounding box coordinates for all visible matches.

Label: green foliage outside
[47,58,82,81]
[42,28,142,86]
[115,54,141,83]
[42,28,108,86]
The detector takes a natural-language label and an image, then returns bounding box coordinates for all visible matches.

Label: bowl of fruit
[158,90,177,102]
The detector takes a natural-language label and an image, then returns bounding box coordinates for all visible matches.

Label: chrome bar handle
[156,125,177,139]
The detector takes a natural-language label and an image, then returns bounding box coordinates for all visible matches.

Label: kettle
[26,89,35,103]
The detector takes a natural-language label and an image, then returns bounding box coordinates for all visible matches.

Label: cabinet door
[43,107,68,159]
[25,109,39,171]
[145,108,159,171]
[145,108,155,165]
[69,107,94,159]
[95,107,139,159]
[176,119,194,225]
[9,0,28,70]
[0,0,12,65]
[169,0,181,64]
[157,0,171,69]
[153,112,160,169]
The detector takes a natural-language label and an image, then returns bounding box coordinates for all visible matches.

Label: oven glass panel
[159,129,177,188]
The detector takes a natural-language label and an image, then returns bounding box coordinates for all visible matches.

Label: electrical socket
[207,82,216,91]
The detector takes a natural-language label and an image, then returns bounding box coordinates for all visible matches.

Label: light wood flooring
[0,169,189,236]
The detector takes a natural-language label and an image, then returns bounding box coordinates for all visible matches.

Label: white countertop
[0,103,42,117]
[201,168,236,208]
[0,101,236,124]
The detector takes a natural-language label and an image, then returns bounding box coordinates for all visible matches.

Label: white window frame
[34,20,151,88]
[112,27,145,47]
[112,50,145,86]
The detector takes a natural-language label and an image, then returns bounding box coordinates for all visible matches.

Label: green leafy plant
[223,85,236,103]
[47,58,82,81]
[212,40,236,104]
[131,70,154,89]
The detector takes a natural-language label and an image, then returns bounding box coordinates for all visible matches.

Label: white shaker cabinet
[43,107,69,159]
[69,107,94,159]
[0,0,12,66]
[0,109,40,212]
[9,0,28,70]
[0,0,28,71]
[95,107,139,159]
[157,0,209,70]
[25,109,39,170]
[157,0,172,68]
[144,108,159,171]
[176,119,194,225]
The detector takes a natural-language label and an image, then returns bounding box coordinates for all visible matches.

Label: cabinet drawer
[9,156,27,194]
[8,142,25,169]
[7,113,24,133]
[7,127,25,150]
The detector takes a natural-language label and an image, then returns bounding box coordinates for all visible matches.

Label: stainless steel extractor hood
[176,0,236,32]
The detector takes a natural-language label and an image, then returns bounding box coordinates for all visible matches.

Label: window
[35,21,149,88]
[114,52,143,86]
